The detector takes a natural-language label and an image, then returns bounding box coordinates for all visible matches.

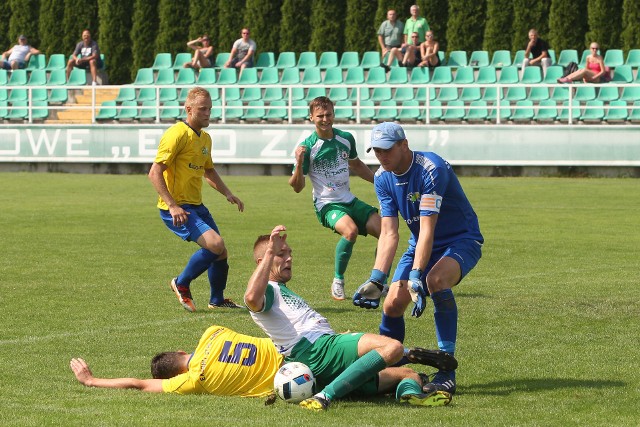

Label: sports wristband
[370,269,387,284]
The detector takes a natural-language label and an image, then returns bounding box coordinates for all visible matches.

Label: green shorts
[315,198,378,236]
[287,333,379,396]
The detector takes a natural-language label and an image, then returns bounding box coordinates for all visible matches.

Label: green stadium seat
[155,68,175,85]
[520,66,542,84]
[469,50,489,68]
[7,100,28,120]
[511,99,535,122]
[27,69,47,86]
[360,51,381,69]
[8,88,27,102]
[394,86,415,102]
[548,49,556,65]
[580,99,605,122]
[223,99,244,120]
[30,100,49,120]
[574,86,596,102]
[258,67,279,85]
[159,87,178,102]
[172,53,192,69]
[280,67,300,84]
[396,99,420,122]
[453,66,474,84]
[151,53,172,70]
[136,87,156,102]
[446,50,468,68]
[505,86,526,102]
[45,54,66,71]
[263,100,287,121]
[0,100,7,118]
[375,100,398,121]
[534,99,558,122]
[365,66,386,84]
[255,52,275,69]
[241,100,265,121]
[223,86,241,100]
[296,52,317,69]
[423,99,443,122]
[603,100,628,122]
[0,88,7,101]
[207,87,220,101]
[442,100,465,121]
[431,67,453,84]
[620,86,640,102]
[27,54,46,71]
[263,87,283,101]
[481,86,502,102]
[333,100,353,121]
[276,52,296,69]
[415,86,436,101]
[217,68,237,85]
[301,67,321,84]
[241,86,262,102]
[578,49,592,68]
[138,100,158,121]
[133,68,154,85]
[0,69,7,85]
[596,86,619,102]
[48,87,68,103]
[497,66,519,84]
[528,86,550,102]
[176,68,196,85]
[629,101,640,122]
[339,51,360,69]
[284,87,304,101]
[214,52,230,68]
[371,86,392,102]
[9,69,27,85]
[160,100,181,121]
[487,99,511,122]
[355,99,375,122]
[460,87,481,102]
[476,66,497,84]
[551,86,570,102]
[238,67,259,84]
[115,86,136,102]
[624,49,640,68]
[47,69,66,85]
[197,68,216,85]
[464,100,489,122]
[490,50,512,68]
[513,50,526,68]
[603,49,624,68]
[344,67,365,85]
[318,51,339,69]
[542,65,563,83]
[388,67,408,84]
[348,86,369,102]
[305,87,326,102]
[209,99,221,120]
[437,86,459,102]
[610,65,633,84]
[323,67,343,85]
[557,99,581,122]
[557,49,578,67]
[96,100,117,121]
[328,86,348,101]
[116,100,138,120]
[409,67,430,84]
[289,99,310,121]
[438,51,445,65]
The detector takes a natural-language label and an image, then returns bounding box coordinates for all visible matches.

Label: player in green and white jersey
[289,97,381,301]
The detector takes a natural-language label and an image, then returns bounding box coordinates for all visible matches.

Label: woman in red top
[558,42,606,83]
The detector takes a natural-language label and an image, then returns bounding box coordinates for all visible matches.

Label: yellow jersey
[162,325,283,397]
[154,122,214,210]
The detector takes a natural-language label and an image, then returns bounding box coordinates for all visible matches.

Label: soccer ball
[273,362,316,403]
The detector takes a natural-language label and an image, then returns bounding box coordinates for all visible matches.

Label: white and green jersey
[293,128,359,211]
[248,281,334,356]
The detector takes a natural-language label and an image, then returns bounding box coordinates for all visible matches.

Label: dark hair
[308,96,334,115]
[151,352,185,379]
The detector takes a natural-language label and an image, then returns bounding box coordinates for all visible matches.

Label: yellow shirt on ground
[162,325,283,397]
[154,122,214,210]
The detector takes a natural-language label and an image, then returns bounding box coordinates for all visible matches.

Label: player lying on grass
[244,225,458,411]
[70,323,454,401]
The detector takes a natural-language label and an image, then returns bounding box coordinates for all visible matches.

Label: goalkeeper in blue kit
[353,122,483,396]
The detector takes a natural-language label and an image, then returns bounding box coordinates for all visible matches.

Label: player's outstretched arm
[245,225,287,311]
[70,358,163,393]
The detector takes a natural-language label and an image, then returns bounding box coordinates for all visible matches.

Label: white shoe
[331,278,345,301]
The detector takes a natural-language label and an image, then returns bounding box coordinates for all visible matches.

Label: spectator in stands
[184,35,214,71]
[417,31,440,68]
[224,28,256,73]
[558,42,606,84]
[522,29,551,74]
[66,29,103,85]
[1,35,40,70]
[402,32,422,68]
[377,9,404,73]
[402,4,429,65]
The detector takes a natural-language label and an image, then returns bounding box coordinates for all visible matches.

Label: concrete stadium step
[47,87,119,124]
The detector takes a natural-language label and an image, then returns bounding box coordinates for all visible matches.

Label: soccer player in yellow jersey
[148,87,244,312]
[70,325,283,397]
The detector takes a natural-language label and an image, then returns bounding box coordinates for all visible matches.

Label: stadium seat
[409,67,430,84]
[415,86,436,101]
[280,67,300,84]
[375,99,398,121]
[116,100,138,121]
[197,68,216,85]
[388,67,408,84]
[217,68,237,85]
[476,66,497,84]
[27,54,46,71]
[394,86,415,102]
[497,66,519,84]
[209,99,221,120]
[534,99,558,122]
[133,68,154,85]
[0,100,7,118]
[327,86,348,102]
[305,87,326,102]
[136,87,156,102]
[263,100,287,121]
[214,53,230,68]
[610,65,633,84]
[223,99,244,120]
[424,99,443,122]
[344,67,365,85]
[276,52,296,69]
[542,65,563,84]
[348,86,369,102]
[238,67,259,84]
[557,99,581,122]
[574,86,596,102]
[96,100,117,121]
[481,86,502,102]
[339,51,360,69]
[578,49,592,68]
[47,69,66,85]
[504,86,527,102]
[48,86,68,104]
[446,51,468,68]
[206,87,220,101]
[333,100,353,121]
[437,86,459,102]
[464,100,489,122]
[460,87,481,102]
[258,67,279,85]
[629,101,640,122]
[603,49,624,68]
[301,67,321,85]
[30,100,49,120]
[297,52,317,69]
[160,100,181,121]
[360,51,381,69]
[241,86,262,102]
[155,68,175,85]
[452,66,474,84]
[151,53,172,70]
[511,99,534,122]
[27,69,47,86]
[624,49,640,68]
[548,49,556,65]
[397,99,420,122]
[323,67,343,85]
[371,86,392,102]
[620,86,640,102]
[490,50,512,68]
[8,88,27,102]
[223,87,241,101]
[138,100,159,121]
[513,50,526,68]
[255,52,276,69]
[603,100,628,122]
[366,66,386,84]
[159,87,178,102]
[0,69,7,85]
[596,86,619,102]
[263,87,283,101]
[431,67,453,84]
[318,51,339,69]
[520,66,542,84]
[7,100,28,120]
[557,49,578,68]
[115,87,136,102]
[176,68,196,85]
[442,100,465,121]
[487,99,511,122]
[551,86,570,102]
[580,99,605,122]
[355,99,375,122]
[528,86,550,102]
[0,88,7,101]
[45,54,66,71]
[9,69,27,85]
[289,99,310,121]
[241,100,266,121]
[469,50,489,68]
[284,87,304,101]
[172,53,192,69]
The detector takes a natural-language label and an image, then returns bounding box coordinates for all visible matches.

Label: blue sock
[208,258,229,305]
[379,314,405,343]
[431,289,457,355]
[176,248,218,287]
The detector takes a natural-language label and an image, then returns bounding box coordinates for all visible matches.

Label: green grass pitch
[1,172,639,426]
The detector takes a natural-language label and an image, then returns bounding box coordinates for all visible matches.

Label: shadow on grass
[461,378,626,396]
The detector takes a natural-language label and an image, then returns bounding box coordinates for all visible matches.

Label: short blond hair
[185,87,211,107]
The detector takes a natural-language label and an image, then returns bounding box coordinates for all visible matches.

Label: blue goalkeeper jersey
[374,151,483,251]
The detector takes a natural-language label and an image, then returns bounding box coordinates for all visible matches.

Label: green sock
[322,350,387,400]
[395,378,423,400]
[335,237,354,280]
